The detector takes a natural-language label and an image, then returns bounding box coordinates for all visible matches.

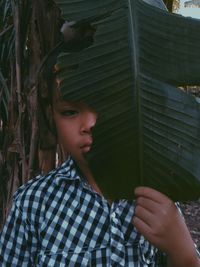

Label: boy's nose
[80,112,97,135]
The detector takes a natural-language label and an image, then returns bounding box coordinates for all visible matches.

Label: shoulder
[11,169,57,224]
[12,158,78,223]
[13,168,57,207]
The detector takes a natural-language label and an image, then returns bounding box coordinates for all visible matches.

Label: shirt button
[111,212,116,219]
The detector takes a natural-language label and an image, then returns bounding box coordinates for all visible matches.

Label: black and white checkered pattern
[0,157,167,266]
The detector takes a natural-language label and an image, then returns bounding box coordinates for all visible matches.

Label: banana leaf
[53,0,200,201]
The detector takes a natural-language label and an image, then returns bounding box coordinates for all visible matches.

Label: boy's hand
[132,186,200,267]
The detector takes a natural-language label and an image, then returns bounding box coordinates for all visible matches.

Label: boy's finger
[136,196,160,213]
[134,204,154,227]
[134,186,170,204]
[132,215,152,239]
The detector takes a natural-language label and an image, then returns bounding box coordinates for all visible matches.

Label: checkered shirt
[0,157,167,266]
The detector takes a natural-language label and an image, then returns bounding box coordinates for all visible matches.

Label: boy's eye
[61,110,79,116]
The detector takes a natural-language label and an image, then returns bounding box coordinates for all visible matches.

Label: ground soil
[180,199,200,251]
[174,88,200,252]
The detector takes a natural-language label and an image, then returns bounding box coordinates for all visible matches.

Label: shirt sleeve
[0,199,38,266]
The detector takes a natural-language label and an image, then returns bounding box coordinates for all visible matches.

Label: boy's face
[52,89,97,160]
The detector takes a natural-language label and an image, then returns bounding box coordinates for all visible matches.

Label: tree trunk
[0,0,61,228]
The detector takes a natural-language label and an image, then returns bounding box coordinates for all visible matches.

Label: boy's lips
[80,141,92,147]
[80,143,92,152]
[80,139,93,152]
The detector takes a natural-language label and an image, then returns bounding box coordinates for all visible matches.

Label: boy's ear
[47,105,57,135]
[47,104,53,120]
[38,110,57,174]
[39,103,57,147]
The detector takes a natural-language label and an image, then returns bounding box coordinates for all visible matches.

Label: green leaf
[54,0,200,201]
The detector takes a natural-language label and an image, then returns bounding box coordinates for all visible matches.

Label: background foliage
[0,0,62,227]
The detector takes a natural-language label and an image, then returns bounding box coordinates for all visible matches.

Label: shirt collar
[54,156,82,185]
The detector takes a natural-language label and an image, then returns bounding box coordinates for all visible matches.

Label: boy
[0,70,200,267]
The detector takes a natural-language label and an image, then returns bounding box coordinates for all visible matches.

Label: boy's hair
[43,21,96,105]
[39,21,96,138]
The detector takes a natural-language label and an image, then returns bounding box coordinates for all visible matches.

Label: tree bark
[0,0,61,227]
